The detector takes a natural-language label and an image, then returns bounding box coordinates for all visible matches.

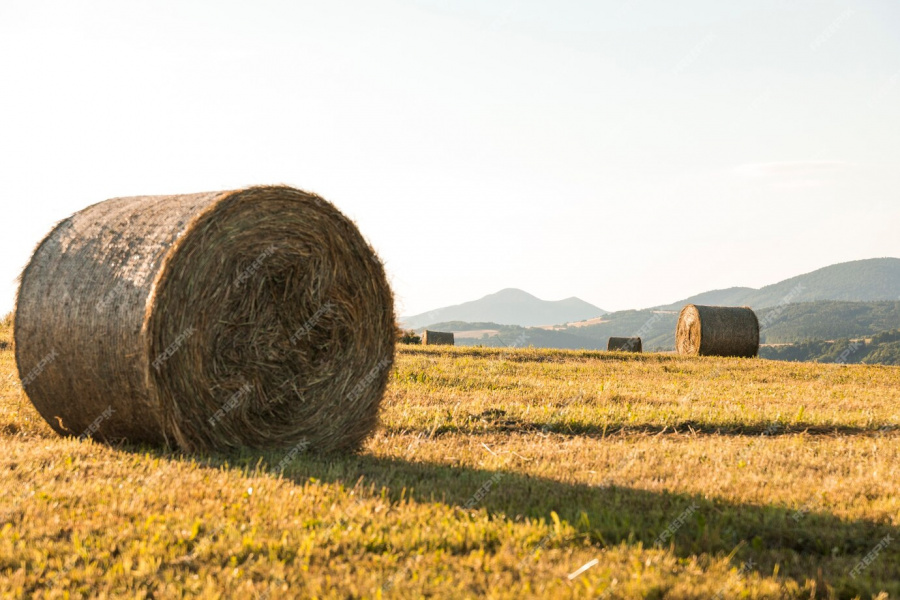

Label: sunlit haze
[2,0,898,317]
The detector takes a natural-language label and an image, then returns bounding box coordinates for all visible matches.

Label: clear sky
[1,0,898,317]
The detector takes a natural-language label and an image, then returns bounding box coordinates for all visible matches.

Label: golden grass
[1,334,899,598]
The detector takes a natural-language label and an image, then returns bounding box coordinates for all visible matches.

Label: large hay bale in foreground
[15,186,395,453]
[607,336,642,352]
[675,304,759,357]
[422,330,454,346]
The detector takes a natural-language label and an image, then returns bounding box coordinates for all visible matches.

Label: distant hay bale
[607,336,642,352]
[422,330,454,346]
[675,304,759,358]
[14,186,395,453]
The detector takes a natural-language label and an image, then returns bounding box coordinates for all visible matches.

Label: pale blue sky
[1,0,898,317]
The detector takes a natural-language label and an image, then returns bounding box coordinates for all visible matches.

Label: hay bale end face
[15,186,395,453]
[422,330,454,346]
[675,304,759,357]
[607,336,642,352]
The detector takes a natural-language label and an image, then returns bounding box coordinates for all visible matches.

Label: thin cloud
[730,160,856,179]
[728,160,859,189]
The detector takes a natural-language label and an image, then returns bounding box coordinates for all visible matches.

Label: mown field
[2,321,899,598]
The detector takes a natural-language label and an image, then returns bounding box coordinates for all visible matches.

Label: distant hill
[761,329,900,365]
[401,288,605,329]
[562,300,900,349]
[758,301,900,343]
[440,312,675,352]
[420,321,507,332]
[446,300,900,361]
[402,258,900,355]
[655,258,900,310]
[431,321,607,350]
[562,309,678,350]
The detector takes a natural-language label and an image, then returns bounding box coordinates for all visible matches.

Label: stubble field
[1,322,899,598]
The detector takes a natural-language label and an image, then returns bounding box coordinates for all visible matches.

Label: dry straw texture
[422,330,454,346]
[15,186,395,453]
[607,336,642,352]
[675,304,759,358]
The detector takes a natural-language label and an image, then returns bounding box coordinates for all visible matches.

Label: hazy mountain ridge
[757,301,900,343]
[443,301,900,362]
[401,288,606,329]
[654,258,900,310]
[405,258,900,331]
[403,258,900,363]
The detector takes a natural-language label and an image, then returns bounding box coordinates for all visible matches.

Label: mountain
[402,257,900,346]
[756,300,900,343]
[445,300,900,358]
[655,258,900,310]
[401,288,606,329]
[558,300,900,350]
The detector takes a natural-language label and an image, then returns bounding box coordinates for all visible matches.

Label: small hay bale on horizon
[675,304,759,357]
[607,336,642,352]
[15,185,395,453]
[422,330,454,346]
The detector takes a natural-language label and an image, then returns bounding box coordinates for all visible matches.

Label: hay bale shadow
[123,443,900,597]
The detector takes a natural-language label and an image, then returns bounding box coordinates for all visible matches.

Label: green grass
[1,332,899,598]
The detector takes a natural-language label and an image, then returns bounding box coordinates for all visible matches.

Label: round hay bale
[607,337,642,352]
[422,330,454,346]
[675,304,759,357]
[14,186,395,453]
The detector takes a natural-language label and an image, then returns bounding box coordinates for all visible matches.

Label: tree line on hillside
[757,301,900,343]
[760,329,900,365]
